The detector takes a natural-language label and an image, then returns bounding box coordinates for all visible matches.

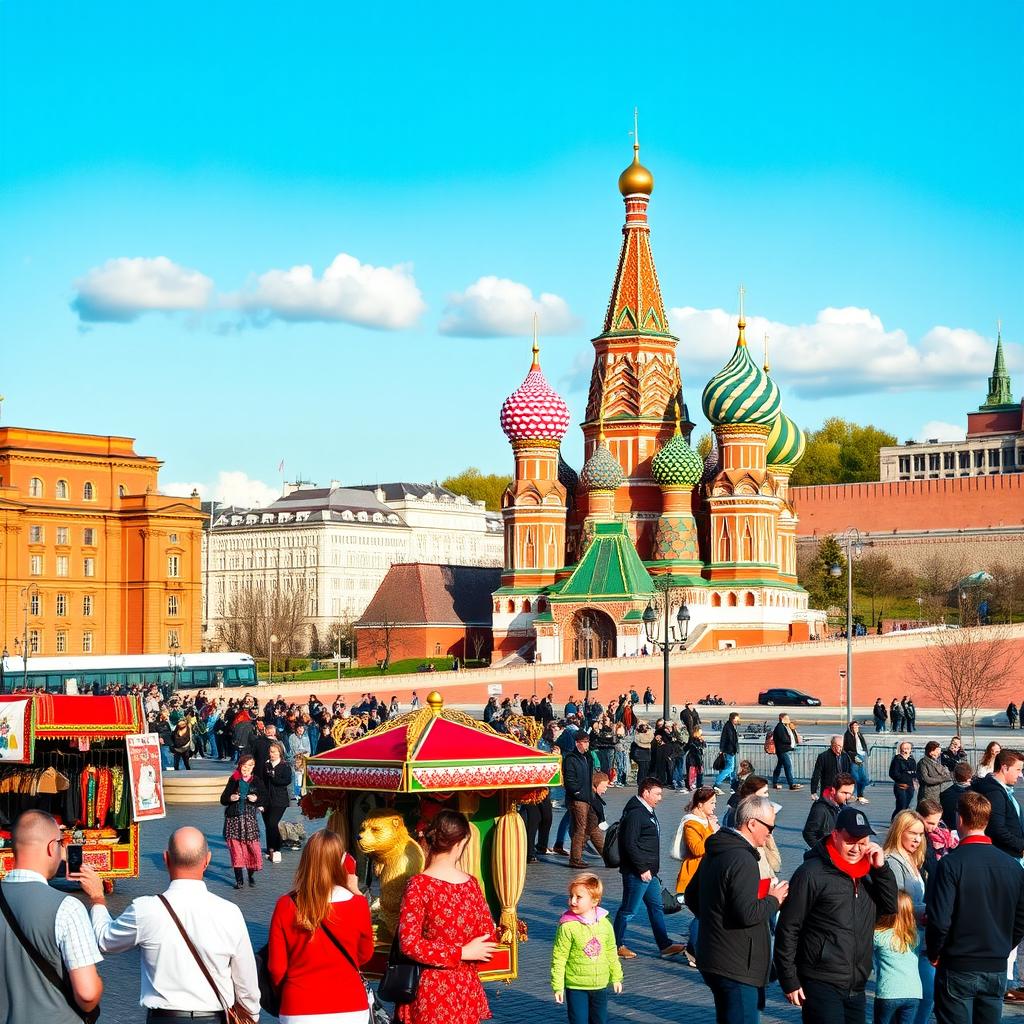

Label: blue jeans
[934,967,1004,1024]
[772,752,794,787]
[700,972,761,1024]
[688,915,699,949]
[614,750,628,786]
[555,810,571,849]
[672,758,686,789]
[159,744,172,770]
[852,762,870,799]
[564,987,608,1024]
[613,873,671,951]
[915,955,935,1024]
[714,752,737,788]
[875,717,886,733]
[893,785,914,818]
[874,998,919,1024]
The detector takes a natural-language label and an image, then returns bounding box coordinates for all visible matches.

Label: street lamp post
[0,647,8,694]
[830,527,862,721]
[168,641,182,696]
[269,634,278,687]
[581,616,593,691]
[19,584,39,691]
[642,587,691,721]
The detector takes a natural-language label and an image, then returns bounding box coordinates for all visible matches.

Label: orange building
[0,427,204,657]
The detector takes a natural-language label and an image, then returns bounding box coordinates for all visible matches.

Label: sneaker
[271,851,282,863]
[617,946,638,960]
[165,767,175,772]
[773,785,782,790]
[789,784,804,791]
[660,943,687,958]
[552,846,570,857]
[858,797,870,804]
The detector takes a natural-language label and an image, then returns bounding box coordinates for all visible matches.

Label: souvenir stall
[0,694,147,883]
[302,691,561,983]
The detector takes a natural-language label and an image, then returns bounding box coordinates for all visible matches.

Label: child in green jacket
[551,872,623,1024]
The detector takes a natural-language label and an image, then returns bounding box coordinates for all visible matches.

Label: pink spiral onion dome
[500,361,571,443]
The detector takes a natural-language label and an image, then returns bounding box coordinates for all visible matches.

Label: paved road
[57,774,962,1024]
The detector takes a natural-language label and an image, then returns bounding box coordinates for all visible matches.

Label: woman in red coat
[268,829,374,1023]
[397,810,500,1024]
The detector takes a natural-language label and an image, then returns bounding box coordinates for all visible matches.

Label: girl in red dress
[397,810,500,1024]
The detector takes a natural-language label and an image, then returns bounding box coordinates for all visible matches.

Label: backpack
[763,731,776,755]
[601,819,622,868]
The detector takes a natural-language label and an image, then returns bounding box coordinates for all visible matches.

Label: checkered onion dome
[500,365,571,443]
[766,410,807,468]
[651,432,704,487]
[580,443,625,492]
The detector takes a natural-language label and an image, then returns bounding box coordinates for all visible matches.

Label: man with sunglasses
[775,805,898,1024]
[0,810,103,1024]
[685,796,789,1023]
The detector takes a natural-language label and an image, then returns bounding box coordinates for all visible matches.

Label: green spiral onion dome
[580,443,625,492]
[651,431,704,487]
[701,331,781,426]
[766,410,807,468]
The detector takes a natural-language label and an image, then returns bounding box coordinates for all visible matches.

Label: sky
[2,2,1022,507]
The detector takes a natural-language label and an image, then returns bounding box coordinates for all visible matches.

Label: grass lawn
[256,656,489,684]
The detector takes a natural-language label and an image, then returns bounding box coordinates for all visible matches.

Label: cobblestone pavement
[73,775,912,1023]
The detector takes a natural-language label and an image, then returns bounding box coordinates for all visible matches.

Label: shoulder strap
[320,919,363,978]
[0,883,89,1023]
[157,894,227,1011]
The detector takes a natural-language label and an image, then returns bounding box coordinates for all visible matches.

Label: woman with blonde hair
[267,829,374,1023]
[883,810,932,1024]
[872,890,922,1024]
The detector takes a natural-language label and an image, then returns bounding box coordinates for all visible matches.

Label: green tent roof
[555,522,656,601]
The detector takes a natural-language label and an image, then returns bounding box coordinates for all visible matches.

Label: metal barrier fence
[735,739,990,784]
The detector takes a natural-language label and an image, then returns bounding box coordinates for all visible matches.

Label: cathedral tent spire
[981,321,1014,409]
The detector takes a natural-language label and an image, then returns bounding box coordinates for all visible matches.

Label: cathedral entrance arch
[570,608,617,661]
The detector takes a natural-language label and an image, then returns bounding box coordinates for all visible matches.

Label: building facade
[0,427,203,657]
[879,329,1023,482]
[492,140,823,663]
[203,482,502,651]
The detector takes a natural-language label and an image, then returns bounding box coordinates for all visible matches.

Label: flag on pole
[277,459,285,474]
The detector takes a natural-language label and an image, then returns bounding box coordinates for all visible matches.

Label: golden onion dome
[618,145,654,196]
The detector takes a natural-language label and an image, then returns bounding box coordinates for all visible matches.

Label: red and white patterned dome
[500,362,571,443]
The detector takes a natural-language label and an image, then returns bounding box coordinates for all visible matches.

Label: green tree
[442,467,512,511]
[853,551,900,626]
[695,432,713,461]
[790,418,898,486]
[800,535,847,610]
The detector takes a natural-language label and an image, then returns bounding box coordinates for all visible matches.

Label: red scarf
[825,834,872,880]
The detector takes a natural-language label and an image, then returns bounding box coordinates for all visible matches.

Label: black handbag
[661,886,683,915]
[377,936,423,1005]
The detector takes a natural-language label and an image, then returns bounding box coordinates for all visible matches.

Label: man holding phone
[0,809,104,1023]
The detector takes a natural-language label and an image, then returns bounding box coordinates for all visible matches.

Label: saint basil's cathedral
[491,136,825,663]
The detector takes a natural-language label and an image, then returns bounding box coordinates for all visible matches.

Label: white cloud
[165,471,280,509]
[72,256,213,322]
[235,253,426,330]
[439,276,579,337]
[665,305,1016,399]
[917,420,967,442]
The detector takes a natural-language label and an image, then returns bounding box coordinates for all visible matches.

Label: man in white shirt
[78,826,259,1024]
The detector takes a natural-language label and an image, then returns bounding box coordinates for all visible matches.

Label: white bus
[0,652,258,694]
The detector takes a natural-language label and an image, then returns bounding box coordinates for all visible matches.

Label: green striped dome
[766,410,806,468]
[701,334,781,426]
[580,443,625,492]
[651,432,704,487]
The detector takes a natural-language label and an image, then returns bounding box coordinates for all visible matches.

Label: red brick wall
[792,474,1024,536]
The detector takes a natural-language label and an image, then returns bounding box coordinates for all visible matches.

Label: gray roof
[350,482,465,502]
[208,486,409,530]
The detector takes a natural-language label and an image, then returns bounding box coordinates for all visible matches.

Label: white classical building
[202,482,502,651]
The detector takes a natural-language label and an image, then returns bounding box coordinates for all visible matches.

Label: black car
[757,688,821,707]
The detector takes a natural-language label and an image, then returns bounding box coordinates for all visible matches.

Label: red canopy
[0,694,144,740]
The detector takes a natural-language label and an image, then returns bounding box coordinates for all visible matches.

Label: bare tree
[905,625,1020,744]
[469,628,488,662]
[987,563,1024,624]
[216,582,310,662]
[358,617,397,672]
[916,551,967,624]
[853,551,899,627]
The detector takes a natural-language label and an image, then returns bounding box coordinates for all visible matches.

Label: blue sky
[2,2,1021,505]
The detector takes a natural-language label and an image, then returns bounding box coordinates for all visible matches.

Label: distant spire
[531,312,540,368]
[763,333,771,373]
[981,320,1014,408]
[674,365,683,435]
[737,284,747,347]
[633,106,640,155]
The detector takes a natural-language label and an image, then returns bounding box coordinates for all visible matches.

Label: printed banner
[0,699,32,764]
[125,732,166,821]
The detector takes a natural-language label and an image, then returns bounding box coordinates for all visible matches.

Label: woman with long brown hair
[396,810,499,1024]
[220,752,267,888]
[268,829,374,1023]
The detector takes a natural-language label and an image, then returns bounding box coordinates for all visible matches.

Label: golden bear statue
[357,809,425,943]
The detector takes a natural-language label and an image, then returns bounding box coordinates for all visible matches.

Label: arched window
[118,484,127,498]
[536,597,547,613]
[507,599,515,614]
[29,477,44,498]
[56,479,68,499]
[744,592,755,607]
[711,593,722,608]
[83,481,95,501]
[523,598,532,613]
[727,592,738,607]
[434,643,441,656]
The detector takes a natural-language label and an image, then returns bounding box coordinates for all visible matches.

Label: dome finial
[763,333,771,373]
[531,312,540,369]
[737,284,747,347]
[618,107,654,196]
[673,365,683,436]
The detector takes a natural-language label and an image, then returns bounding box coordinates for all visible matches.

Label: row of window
[27,593,181,618]
[30,555,180,579]
[27,478,126,501]
[21,629,180,657]
[898,448,1022,474]
[29,525,98,545]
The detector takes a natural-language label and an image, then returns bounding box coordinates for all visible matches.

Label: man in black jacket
[680,703,700,736]
[809,735,853,798]
[713,712,741,791]
[611,777,685,961]
[775,805,898,1024]
[927,790,1024,1024]
[802,773,855,848]
[971,749,1024,859]
[686,796,789,1022]
[941,762,974,831]
[562,732,603,868]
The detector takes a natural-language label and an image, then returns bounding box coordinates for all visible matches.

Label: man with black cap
[775,805,898,1024]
